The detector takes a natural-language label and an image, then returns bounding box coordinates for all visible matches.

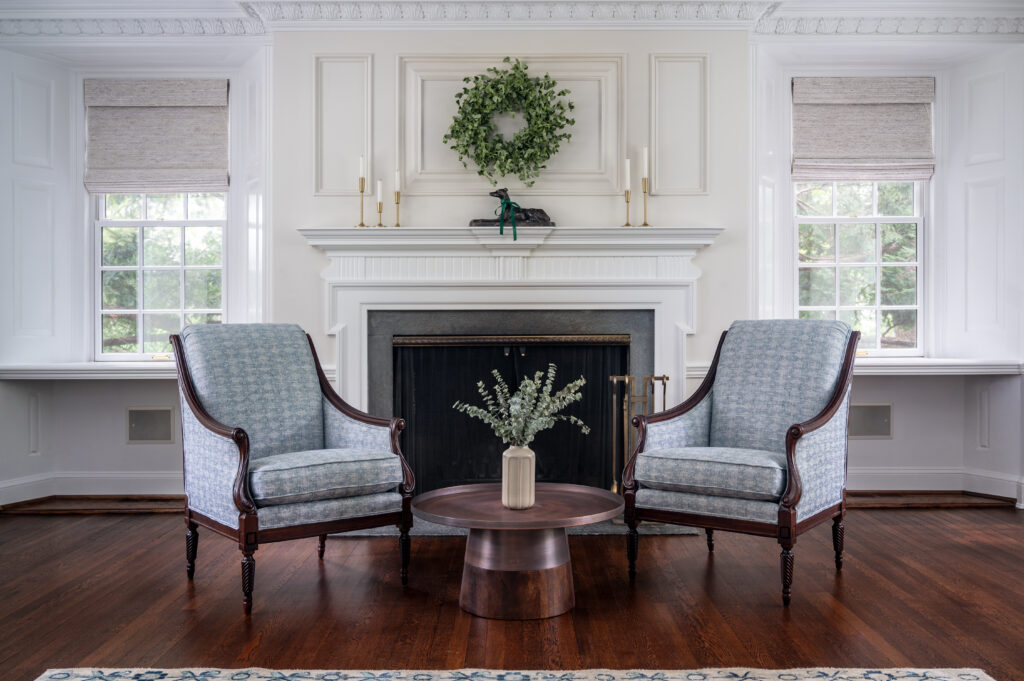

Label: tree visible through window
[795,181,921,354]
[97,192,225,358]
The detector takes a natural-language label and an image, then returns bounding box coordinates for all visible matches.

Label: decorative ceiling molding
[755,15,1024,35]
[1,1,1023,38]
[0,17,265,37]
[242,2,773,28]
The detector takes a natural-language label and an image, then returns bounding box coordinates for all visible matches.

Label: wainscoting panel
[12,73,54,169]
[12,180,55,338]
[398,54,625,196]
[650,54,708,195]
[963,178,1004,331]
[966,71,1004,166]
[315,55,372,195]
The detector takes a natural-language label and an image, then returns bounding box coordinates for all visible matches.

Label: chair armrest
[307,335,416,496]
[780,331,860,516]
[622,330,728,492]
[171,334,256,524]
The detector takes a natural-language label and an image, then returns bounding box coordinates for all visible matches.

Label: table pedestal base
[459,527,574,619]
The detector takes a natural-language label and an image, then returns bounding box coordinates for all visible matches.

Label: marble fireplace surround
[300,225,723,410]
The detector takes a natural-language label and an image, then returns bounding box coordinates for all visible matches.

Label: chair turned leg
[241,552,255,615]
[626,524,639,579]
[780,543,794,606]
[832,516,845,572]
[185,522,198,580]
[399,526,411,586]
[317,534,327,560]
[705,528,715,553]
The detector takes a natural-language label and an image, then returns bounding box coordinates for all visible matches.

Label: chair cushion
[249,448,403,507]
[179,323,324,460]
[634,446,788,501]
[257,492,403,530]
[636,488,779,525]
[710,319,851,452]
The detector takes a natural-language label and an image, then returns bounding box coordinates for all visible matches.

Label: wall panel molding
[12,74,54,169]
[966,71,1005,166]
[11,180,55,338]
[314,54,372,196]
[649,54,708,195]
[397,54,625,196]
[963,177,1004,332]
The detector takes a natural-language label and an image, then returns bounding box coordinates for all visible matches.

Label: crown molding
[243,2,773,29]
[0,17,265,37]
[754,14,1024,35]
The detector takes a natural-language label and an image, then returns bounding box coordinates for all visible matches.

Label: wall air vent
[127,408,174,444]
[848,404,892,439]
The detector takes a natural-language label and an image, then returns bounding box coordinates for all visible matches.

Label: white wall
[271,29,751,367]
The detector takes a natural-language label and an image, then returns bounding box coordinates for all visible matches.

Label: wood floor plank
[0,508,1022,681]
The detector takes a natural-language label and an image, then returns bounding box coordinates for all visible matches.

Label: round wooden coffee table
[412,482,623,620]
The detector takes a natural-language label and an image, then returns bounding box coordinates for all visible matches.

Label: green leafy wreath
[443,57,575,187]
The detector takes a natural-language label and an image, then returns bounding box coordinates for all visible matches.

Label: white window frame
[793,180,927,357]
[93,193,227,361]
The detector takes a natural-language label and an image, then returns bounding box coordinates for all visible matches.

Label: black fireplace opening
[393,335,629,493]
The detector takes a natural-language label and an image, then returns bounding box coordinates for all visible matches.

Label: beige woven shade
[792,77,934,180]
[84,78,229,193]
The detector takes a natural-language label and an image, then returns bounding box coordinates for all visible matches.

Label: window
[96,192,225,360]
[795,180,922,355]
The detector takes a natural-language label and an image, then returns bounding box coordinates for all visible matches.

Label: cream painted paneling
[315,55,372,196]
[272,29,750,367]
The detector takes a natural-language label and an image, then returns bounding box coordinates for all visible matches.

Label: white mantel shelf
[298,225,724,257]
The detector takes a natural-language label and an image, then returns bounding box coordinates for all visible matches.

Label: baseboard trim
[0,471,183,506]
[847,466,964,491]
[962,468,1024,509]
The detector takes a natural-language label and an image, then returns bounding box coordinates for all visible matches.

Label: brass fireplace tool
[608,374,669,494]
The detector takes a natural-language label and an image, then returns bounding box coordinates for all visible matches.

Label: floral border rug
[33,669,997,681]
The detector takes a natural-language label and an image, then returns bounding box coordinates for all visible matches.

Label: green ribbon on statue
[496,198,520,241]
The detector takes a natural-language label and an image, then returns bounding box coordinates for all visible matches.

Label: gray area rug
[337,516,698,536]
[33,669,998,681]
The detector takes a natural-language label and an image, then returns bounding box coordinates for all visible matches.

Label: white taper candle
[376,179,382,205]
[395,169,401,192]
[624,158,631,192]
[359,156,365,179]
[643,146,649,179]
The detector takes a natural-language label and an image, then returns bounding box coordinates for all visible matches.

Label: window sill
[0,363,341,382]
[686,358,1024,379]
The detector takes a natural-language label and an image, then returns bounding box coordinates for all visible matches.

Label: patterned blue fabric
[710,319,850,453]
[248,448,403,507]
[635,446,787,501]
[179,324,323,460]
[794,388,851,521]
[645,390,712,450]
[257,491,402,530]
[179,389,241,529]
[323,397,392,450]
[636,488,779,524]
[34,668,999,681]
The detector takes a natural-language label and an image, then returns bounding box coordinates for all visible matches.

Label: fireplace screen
[393,335,629,493]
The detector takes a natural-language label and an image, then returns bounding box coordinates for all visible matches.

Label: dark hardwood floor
[1,508,1022,681]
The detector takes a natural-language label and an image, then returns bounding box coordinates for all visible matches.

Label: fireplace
[364,309,653,492]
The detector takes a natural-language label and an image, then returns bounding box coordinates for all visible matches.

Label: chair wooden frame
[622,328,860,605]
[171,333,415,614]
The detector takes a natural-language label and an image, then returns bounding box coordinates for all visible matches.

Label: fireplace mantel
[301,225,722,409]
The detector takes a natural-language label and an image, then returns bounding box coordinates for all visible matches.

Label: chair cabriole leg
[832,515,845,572]
[317,534,327,560]
[185,522,198,580]
[241,551,255,614]
[705,528,714,553]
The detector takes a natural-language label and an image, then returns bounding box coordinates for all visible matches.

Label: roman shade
[84,78,229,193]
[792,77,934,180]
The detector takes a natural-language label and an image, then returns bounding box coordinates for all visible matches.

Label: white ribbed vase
[501,445,535,510]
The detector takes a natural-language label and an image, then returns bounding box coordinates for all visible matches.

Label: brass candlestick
[641,177,650,226]
[355,177,367,227]
[376,201,385,228]
[623,190,632,227]
[394,190,401,228]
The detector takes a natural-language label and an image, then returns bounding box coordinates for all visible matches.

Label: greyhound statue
[469,188,554,240]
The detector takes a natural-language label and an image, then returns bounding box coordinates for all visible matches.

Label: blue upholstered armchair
[171,323,414,613]
[622,319,859,605]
